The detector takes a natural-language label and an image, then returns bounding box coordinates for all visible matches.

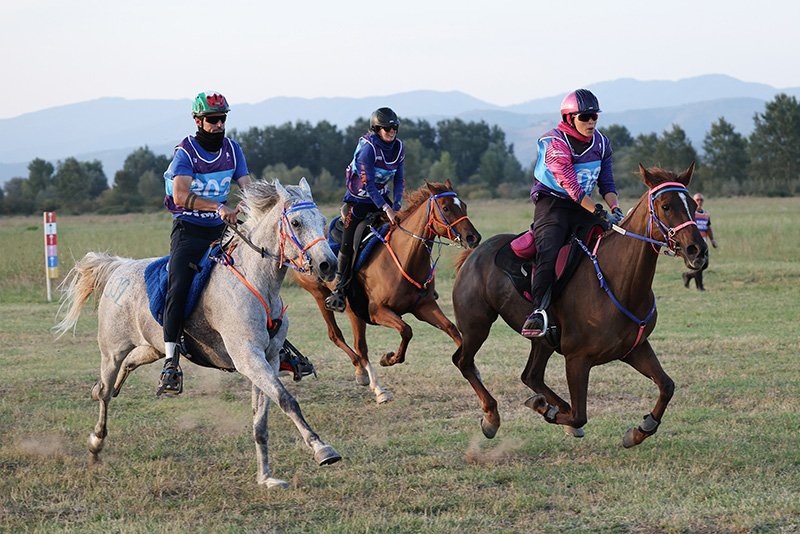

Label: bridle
[222,200,326,274]
[213,199,327,336]
[394,191,471,248]
[604,181,697,257]
[370,190,473,292]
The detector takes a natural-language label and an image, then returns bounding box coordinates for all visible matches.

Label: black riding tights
[163,220,225,343]
[530,195,597,309]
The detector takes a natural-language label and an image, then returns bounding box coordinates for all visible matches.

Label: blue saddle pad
[144,245,220,326]
[327,216,389,271]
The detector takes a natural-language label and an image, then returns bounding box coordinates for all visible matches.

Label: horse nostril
[686,244,699,258]
[467,233,481,247]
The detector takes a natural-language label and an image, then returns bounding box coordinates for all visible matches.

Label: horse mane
[642,166,677,183]
[399,181,450,219]
[239,179,308,219]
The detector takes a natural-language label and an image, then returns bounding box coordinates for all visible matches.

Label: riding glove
[610,207,624,225]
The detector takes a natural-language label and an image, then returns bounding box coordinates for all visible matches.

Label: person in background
[521,89,623,339]
[324,107,405,313]
[682,192,717,291]
[159,90,251,395]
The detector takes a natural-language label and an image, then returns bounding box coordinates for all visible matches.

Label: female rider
[521,89,623,338]
[324,107,405,312]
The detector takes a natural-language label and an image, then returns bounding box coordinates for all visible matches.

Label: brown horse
[294,180,481,403]
[451,164,707,447]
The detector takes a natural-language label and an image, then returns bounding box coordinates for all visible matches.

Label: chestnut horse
[451,164,707,447]
[294,181,481,403]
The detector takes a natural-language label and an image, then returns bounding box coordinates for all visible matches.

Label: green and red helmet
[192,90,230,117]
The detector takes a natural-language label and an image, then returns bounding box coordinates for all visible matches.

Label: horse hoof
[315,445,342,466]
[379,353,395,367]
[623,427,638,448]
[88,432,104,455]
[264,477,289,489]
[354,372,370,386]
[376,390,394,404]
[562,425,585,438]
[523,395,547,412]
[480,416,498,439]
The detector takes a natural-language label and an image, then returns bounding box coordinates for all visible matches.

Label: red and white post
[43,211,58,302]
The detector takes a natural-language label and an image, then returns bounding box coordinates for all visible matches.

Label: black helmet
[370,107,400,133]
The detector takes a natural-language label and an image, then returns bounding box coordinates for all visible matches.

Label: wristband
[610,203,619,211]
[382,204,391,212]
[216,204,225,215]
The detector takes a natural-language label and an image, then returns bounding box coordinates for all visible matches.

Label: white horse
[55,178,340,489]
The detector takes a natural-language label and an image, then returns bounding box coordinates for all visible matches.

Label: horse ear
[273,179,288,199]
[638,163,655,188]
[445,178,453,190]
[426,181,436,195]
[298,177,312,196]
[678,162,696,186]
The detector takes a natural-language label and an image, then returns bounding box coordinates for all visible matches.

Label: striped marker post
[44,211,58,302]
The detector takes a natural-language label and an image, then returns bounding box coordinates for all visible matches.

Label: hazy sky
[4,0,800,119]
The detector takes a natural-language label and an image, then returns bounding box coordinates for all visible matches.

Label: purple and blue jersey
[343,133,405,209]
[164,136,249,226]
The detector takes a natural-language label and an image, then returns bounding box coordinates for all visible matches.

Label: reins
[210,200,324,335]
[370,191,471,291]
[578,181,696,357]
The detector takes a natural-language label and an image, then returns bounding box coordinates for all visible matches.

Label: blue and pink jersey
[164,136,249,226]
[343,133,405,209]
[531,122,615,203]
[694,209,711,237]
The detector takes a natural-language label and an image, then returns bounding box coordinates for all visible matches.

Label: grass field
[1,196,799,533]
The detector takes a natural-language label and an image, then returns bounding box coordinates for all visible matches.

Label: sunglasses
[203,115,227,124]
[381,125,399,132]
[575,113,598,122]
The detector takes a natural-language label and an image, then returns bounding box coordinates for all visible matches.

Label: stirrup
[156,364,183,396]
[324,289,346,312]
[278,340,317,382]
[521,309,548,339]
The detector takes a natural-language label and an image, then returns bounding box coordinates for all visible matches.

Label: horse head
[240,178,337,282]
[422,179,482,249]
[638,163,708,271]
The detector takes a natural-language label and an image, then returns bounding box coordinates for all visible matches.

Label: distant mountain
[2,75,799,185]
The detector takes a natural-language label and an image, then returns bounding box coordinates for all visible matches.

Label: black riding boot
[324,250,353,312]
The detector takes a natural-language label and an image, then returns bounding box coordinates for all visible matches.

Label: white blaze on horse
[54,178,341,489]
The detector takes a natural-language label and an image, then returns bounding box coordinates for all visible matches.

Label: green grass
[1,197,799,533]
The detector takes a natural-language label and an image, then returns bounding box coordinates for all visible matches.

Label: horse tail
[454,249,475,275]
[53,252,127,338]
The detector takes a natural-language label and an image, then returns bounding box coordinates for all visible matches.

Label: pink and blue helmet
[560,89,601,121]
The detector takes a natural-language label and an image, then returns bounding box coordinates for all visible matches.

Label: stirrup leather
[156,364,183,396]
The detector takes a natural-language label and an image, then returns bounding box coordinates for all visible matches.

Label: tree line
[2,94,798,215]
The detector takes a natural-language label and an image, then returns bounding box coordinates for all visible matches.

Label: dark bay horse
[451,164,708,447]
[293,180,481,403]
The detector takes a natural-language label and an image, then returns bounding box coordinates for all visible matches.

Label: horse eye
[291,219,301,228]
[662,203,671,212]
[442,205,450,212]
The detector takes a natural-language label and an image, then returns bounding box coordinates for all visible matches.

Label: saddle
[327,212,391,324]
[144,244,220,326]
[495,224,604,303]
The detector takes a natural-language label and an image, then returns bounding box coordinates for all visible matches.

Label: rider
[324,107,405,313]
[682,192,717,291]
[521,89,624,339]
[159,90,252,395]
